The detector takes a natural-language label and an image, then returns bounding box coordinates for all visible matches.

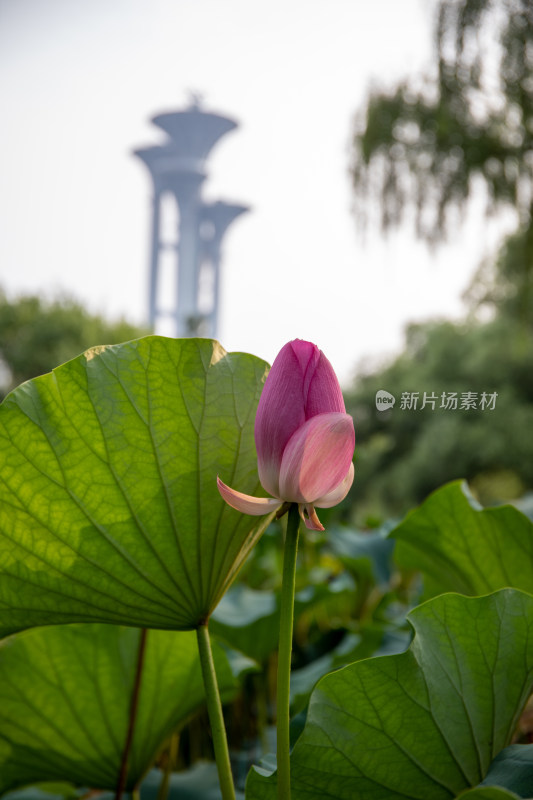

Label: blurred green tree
[347,0,533,518]
[0,291,147,397]
[345,316,533,517]
[352,0,533,324]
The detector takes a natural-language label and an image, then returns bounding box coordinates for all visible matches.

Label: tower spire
[133,99,248,338]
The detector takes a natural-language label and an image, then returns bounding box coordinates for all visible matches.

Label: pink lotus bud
[217,340,355,530]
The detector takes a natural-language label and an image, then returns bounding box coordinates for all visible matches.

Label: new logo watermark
[375,390,396,411]
[375,390,498,412]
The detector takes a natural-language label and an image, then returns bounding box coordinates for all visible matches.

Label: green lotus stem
[276,503,301,800]
[197,622,236,800]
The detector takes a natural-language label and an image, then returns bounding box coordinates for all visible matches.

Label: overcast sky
[0,0,512,384]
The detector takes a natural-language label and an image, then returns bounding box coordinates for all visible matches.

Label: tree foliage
[345,315,533,518]
[352,0,533,243]
[346,0,533,517]
[352,0,533,323]
[0,290,147,397]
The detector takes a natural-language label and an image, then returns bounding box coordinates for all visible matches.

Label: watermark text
[375,390,498,412]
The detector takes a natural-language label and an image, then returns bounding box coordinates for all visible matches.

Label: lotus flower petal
[255,343,308,496]
[278,412,355,504]
[299,504,325,532]
[218,340,355,529]
[217,476,282,516]
[255,340,346,497]
[303,348,346,418]
[315,463,355,508]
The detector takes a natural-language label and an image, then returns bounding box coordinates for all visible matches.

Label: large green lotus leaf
[0,336,273,636]
[390,481,533,597]
[0,622,247,793]
[289,625,409,717]
[479,745,533,797]
[246,589,533,800]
